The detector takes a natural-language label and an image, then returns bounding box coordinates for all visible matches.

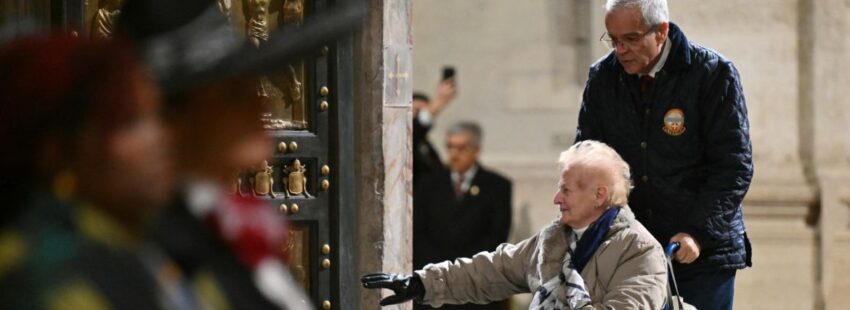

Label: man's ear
[656,21,670,43]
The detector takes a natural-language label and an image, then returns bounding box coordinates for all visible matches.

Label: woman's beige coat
[415,206,668,309]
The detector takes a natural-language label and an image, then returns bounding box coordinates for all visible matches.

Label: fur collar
[534,206,636,281]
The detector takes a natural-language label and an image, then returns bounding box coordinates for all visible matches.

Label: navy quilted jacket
[575,23,753,277]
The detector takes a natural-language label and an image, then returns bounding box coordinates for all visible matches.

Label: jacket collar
[663,23,691,72]
[607,22,691,74]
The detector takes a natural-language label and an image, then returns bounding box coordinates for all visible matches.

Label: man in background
[413,122,512,310]
[412,77,456,185]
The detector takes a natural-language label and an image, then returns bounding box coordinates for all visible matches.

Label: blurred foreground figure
[0,34,176,309]
[150,78,313,309]
[116,0,313,308]
[364,141,667,309]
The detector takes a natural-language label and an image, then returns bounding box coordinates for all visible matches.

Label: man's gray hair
[605,0,669,28]
[446,121,483,146]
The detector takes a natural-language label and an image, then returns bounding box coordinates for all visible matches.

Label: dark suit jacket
[412,116,443,185]
[413,166,513,309]
[414,165,513,267]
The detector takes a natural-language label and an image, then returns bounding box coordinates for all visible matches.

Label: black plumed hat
[118,0,367,96]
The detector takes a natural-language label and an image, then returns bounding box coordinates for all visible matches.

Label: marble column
[355,0,413,309]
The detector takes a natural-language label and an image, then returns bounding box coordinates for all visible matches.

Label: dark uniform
[149,192,286,310]
[0,192,167,310]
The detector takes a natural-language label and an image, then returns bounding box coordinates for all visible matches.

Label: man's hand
[429,78,457,116]
[670,233,701,264]
[361,273,425,306]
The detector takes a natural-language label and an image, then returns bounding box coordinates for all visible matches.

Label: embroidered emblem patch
[662,108,686,136]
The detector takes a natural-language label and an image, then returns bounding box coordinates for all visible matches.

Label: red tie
[454,174,465,198]
[640,75,655,93]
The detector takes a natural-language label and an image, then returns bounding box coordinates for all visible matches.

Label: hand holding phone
[442,66,455,80]
[432,67,457,115]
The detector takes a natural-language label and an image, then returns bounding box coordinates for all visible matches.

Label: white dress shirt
[641,38,671,78]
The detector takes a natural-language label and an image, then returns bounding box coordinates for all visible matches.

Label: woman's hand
[361,273,425,306]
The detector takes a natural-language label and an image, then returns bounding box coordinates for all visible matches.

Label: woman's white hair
[605,0,669,28]
[558,140,633,207]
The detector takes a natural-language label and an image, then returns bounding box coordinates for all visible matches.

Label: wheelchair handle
[665,242,681,257]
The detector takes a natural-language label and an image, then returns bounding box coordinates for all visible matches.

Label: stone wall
[411,0,850,308]
[356,0,413,309]
[808,1,850,308]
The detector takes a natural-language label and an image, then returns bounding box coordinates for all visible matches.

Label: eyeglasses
[446,142,475,153]
[599,26,658,49]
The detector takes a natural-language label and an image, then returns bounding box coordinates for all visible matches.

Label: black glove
[360,273,425,306]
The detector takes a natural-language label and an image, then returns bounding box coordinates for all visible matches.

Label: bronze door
[232,1,358,307]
